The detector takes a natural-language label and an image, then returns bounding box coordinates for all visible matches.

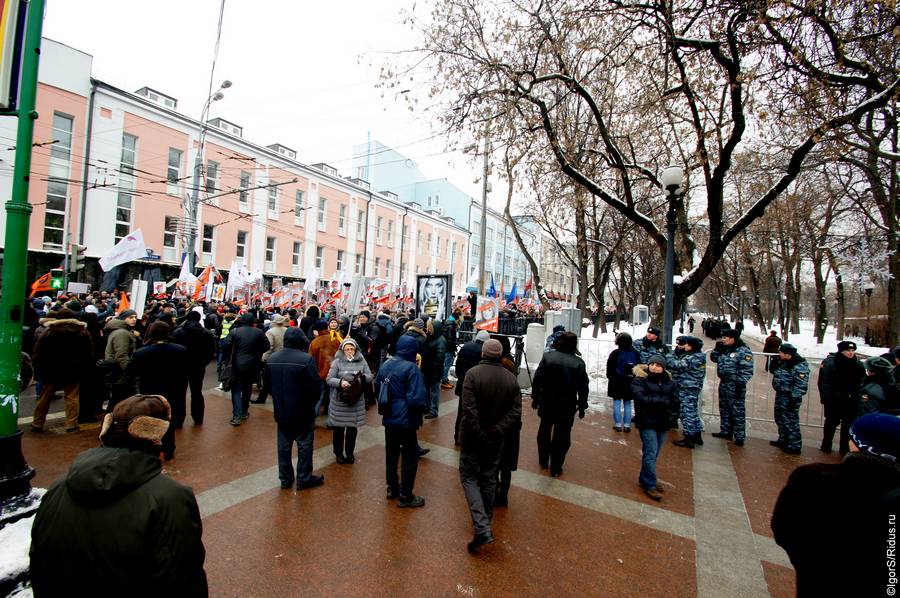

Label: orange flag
[116,290,130,314]
[29,272,53,298]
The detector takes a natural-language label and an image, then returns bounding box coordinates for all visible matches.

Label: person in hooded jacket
[531,332,589,477]
[327,338,373,463]
[630,355,679,501]
[423,319,448,419]
[29,394,207,596]
[817,340,866,454]
[375,335,428,507]
[769,343,810,454]
[171,310,217,424]
[606,332,638,432]
[667,335,707,448]
[222,313,270,426]
[103,310,139,410]
[266,327,325,490]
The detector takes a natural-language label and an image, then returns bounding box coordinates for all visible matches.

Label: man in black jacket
[171,310,217,425]
[266,327,325,490]
[222,313,269,426]
[453,329,490,444]
[459,339,522,552]
[531,332,589,477]
[817,340,866,454]
[30,394,207,596]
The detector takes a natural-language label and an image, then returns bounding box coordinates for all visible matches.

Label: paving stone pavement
[19,366,839,597]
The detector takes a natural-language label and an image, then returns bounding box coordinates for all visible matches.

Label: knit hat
[849,413,900,461]
[99,394,171,451]
[648,355,667,367]
[482,339,503,359]
[83,304,98,315]
[646,326,661,337]
[721,329,739,339]
[412,318,425,329]
[779,343,798,357]
[117,309,137,320]
[474,330,491,342]
[864,356,893,373]
[837,340,857,352]
[312,319,328,332]
[271,314,287,326]
[359,310,371,319]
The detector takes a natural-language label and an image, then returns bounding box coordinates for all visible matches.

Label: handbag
[340,372,365,404]
[376,373,392,415]
[218,347,234,392]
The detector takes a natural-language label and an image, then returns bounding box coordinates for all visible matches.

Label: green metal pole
[0,0,46,505]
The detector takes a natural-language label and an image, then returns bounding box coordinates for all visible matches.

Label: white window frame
[374,257,381,277]
[268,184,279,220]
[315,246,324,270]
[386,259,392,280]
[265,236,276,271]
[336,249,344,272]
[167,147,183,195]
[115,132,137,244]
[355,254,362,275]
[43,113,74,249]
[202,224,215,260]
[236,230,247,261]
[239,171,251,213]
[318,198,327,232]
[163,216,177,262]
[376,216,383,245]
[357,209,365,237]
[292,241,302,276]
[338,204,347,236]
[295,190,305,226]
[387,221,394,247]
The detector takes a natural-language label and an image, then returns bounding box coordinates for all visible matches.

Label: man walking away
[762,330,782,373]
[171,310,217,425]
[375,335,428,508]
[222,313,269,426]
[817,340,865,454]
[266,327,325,490]
[531,332,589,477]
[458,339,521,553]
[454,330,490,444]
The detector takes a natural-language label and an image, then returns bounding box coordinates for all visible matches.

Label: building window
[436,236,442,256]
[120,133,137,175]
[295,190,305,225]
[376,216,383,244]
[445,239,450,257]
[42,114,75,249]
[386,259,392,280]
[115,133,138,244]
[375,257,381,277]
[387,221,394,247]
[51,113,73,160]
[402,224,408,245]
[167,148,183,195]
[236,230,247,258]
[316,246,324,270]
[355,254,362,275]
[417,231,423,254]
[239,171,250,211]
[318,198,327,231]
[472,244,480,260]
[451,240,457,262]
[268,184,278,219]
[164,216,177,248]
[473,222,480,236]
[338,204,347,235]
[427,233,433,253]
[292,241,302,266]
[265,236,276,265]
[357,209,365,236]
[336,250,344,272]
[202,224,214,256]
[205,160,219,193]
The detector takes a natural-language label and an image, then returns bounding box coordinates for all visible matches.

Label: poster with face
[416,274,451,321]
[475,296,499,332]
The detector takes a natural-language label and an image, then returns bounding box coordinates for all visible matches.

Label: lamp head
[212,91,225,101]
[220,80,232,89]
[660,165,683,192]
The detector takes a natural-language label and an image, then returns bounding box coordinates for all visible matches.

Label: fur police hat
[837,340,857,352]
[99,394,171,451]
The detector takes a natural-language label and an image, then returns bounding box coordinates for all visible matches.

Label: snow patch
[0,515,34,582]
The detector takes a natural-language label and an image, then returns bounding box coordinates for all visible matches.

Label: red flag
[116,291,130,315]
[29,272,53,298]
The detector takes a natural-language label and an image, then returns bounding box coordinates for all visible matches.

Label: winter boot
[694,432,703,446]
[673,435,695,448]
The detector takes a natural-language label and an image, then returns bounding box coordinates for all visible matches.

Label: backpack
[615,349,638,378]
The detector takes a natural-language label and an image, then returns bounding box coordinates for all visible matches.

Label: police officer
[817,340,865,454]
[769,343,809,454]
[667,335,706,448]
[633,326,668,364]
[709,329,754,446]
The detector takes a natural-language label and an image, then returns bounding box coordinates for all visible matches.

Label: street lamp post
[863,280,875,345]
[739,285,747,326]
[186,80,231,274]
[660,166,683,347]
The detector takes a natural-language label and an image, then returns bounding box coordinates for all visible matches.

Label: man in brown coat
[458,339,522,553]
[762,330,782,373]
[31,309,94,432]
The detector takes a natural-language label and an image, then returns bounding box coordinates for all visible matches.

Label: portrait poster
[416,274,452,321]
[475,295,499,332]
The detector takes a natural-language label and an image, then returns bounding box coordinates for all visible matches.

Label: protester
[375,335,428,507]
[422,319,448,419]
[29,394,207,595]
[531,332,589,477]
[103,309,140,410]
[772,413,900,597]
[222,313,269,426]
[630,355,678,501]
[266,327,325,490]
[817,340,865,454]
[255,313,289,404]
[171,310,217,425]
[493,335,521,507]
[606,332,638,433]
[309,318,342,416]
[454,330,490,444]
[458,339,522,553]
[327,338,373,463]
[709,329,754,446]
[769,343,810,454]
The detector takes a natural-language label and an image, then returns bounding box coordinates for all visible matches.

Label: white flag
[178,255,197,283]
[98,229,147,271]
[304,269,319,292]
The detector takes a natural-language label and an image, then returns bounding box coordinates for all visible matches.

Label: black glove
[714,341,725,352]
[578,409,585,419]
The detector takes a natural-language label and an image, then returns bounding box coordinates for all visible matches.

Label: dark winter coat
[350,319,380,357]
[772,452,900,598]
[32,318,94,385]
[454,339,484,397]
[858,373,900,417]
[606,347,639,400]
[126,341,190,402]
[265,344,322,426]
[171,320,217,369]
[30,447,207,596]
[375,335,427,429]
[762,334,782,354]
[531,348,589,424]
[817,352,865,407]
[459,358,522,451]
[222,324,269,381]
[630,364,678,430]
[422,320,448,385]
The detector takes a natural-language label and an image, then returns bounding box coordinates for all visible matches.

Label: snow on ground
[0,515,34,583]
[737,319,889,359]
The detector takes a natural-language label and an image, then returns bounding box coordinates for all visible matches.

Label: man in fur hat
[30,394,207,595]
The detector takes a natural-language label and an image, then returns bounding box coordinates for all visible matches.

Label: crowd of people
[20,291,900,595]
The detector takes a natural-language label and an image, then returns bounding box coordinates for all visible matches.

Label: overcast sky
[42,0,488,203]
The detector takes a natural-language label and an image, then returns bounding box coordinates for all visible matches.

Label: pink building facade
[1,39,470,297]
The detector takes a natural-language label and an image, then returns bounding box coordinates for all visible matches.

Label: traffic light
[69,244,86,273]
[50,268,65,290]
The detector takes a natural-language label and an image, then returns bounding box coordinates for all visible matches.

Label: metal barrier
[457,316,544,336]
